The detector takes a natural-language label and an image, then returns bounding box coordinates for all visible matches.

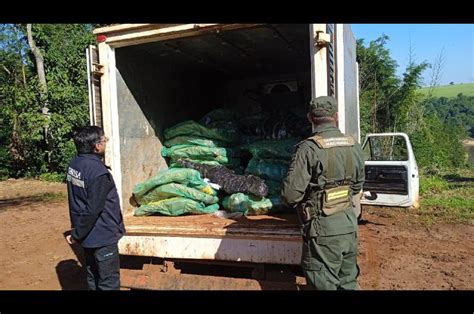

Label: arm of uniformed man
[350,142,366,199]
[281,143,313,207]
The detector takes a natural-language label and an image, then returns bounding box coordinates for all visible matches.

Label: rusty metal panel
[124,25,310,78]
[115,68,168,209]
[123,213,301,237]
[101,24,263,48]
[120,214,302,264]
[120,268,304,290]
[119,234,302,265]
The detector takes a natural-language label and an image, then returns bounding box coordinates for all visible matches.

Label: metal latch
[92,63,105,76]
[314,31,331,47]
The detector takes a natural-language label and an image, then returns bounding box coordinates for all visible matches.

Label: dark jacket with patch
[67,153,125,248]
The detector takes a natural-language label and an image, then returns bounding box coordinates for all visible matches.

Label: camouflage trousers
[301,231,360,290]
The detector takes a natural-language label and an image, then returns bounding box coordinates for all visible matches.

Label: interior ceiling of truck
[124,24,310,78]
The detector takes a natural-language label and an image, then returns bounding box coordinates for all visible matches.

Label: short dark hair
[73,126,104,154]
[308,113,336,125]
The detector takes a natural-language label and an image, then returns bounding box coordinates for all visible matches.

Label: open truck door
[360,132,419,209]
[86,45,103,127]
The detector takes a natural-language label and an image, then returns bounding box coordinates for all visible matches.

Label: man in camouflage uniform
[281,96,365,290]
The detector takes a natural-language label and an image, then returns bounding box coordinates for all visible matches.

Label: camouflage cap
[309,96,338,117]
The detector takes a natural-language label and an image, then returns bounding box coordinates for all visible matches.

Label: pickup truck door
[360,132,419,208]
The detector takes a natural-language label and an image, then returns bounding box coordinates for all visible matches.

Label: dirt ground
[0,179,473,290]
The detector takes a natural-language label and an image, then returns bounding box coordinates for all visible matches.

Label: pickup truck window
[364,135,409,161]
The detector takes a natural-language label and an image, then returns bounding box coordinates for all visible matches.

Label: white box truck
[86,23,418,290]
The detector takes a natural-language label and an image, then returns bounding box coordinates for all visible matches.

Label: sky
[351,24,473,87]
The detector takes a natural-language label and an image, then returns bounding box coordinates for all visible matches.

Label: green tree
[425,94,474,137]
[357,35,400,135]
[356,35,467,169]
[410,114,466,169]
[357,35,429,137]
[0,24,96,179]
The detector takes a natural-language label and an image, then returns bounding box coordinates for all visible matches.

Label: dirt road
[0,179,472,290]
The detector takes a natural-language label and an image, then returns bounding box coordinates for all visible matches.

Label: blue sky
[351,24,473,87]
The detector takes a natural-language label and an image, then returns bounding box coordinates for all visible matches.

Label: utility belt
[297,185,351,223]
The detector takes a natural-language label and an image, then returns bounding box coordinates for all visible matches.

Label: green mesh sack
[132,168,208,200]
[169,159,221,168]
[206,120,240,131]
[164,120,238,143]
[134,197,220,216]
[267,195,290,213]
[221,193,249,213]
[265,179,283,196]
[205,121,240,140]
[161,145,229,163]
[135,183,218,205]
[240,135,265,145]
[221,193,273,216]
[222,193,289,215]
[163,144,241,159]
[219,157,241,168]
[245,157,289,181]
[169,157,241,169]
[200,109,238,125]
[163,136,228,148]
[241,138,298,160]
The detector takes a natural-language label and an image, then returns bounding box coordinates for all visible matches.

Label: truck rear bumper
[119,233,302,265]
[119,213,302,265]
[120,265,306,290]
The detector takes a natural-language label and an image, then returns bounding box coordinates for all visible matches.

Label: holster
[296,203,316,224]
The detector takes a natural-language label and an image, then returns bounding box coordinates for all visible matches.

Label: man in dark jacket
[281,96,365,290]
[66,126,125,290]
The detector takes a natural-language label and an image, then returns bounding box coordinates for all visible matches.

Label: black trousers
[83,243,120,290]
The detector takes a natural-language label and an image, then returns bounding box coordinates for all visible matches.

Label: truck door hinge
[314,31,331,47]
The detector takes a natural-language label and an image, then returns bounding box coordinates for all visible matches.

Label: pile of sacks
[132,168,219,216]
[162,109,242,170]
[132,108,308,217]
[174,158,273,216]
[222,138,300,215]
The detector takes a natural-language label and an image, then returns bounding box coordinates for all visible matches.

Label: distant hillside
[419,83,474,98]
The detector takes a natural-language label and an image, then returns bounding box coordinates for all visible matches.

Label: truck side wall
[336,24,360,142]
[115,48,219,210]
